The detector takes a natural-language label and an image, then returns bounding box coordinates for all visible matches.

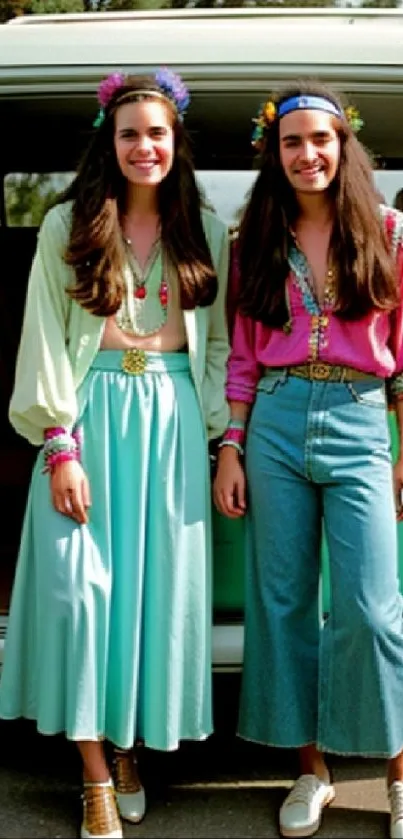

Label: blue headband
[277,95,343,120]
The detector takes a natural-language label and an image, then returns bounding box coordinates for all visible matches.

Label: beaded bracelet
[224,427,245,442]
[227,418,246,430]
[220,418,246,450]
[42,427,80,474]
[218,439,244,456]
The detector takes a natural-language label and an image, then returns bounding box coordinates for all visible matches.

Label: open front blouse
[227,206,403,404]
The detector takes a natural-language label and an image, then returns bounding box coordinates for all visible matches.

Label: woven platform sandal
[81,779,123,839]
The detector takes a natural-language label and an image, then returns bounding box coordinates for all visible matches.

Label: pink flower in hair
[97,72,126,109]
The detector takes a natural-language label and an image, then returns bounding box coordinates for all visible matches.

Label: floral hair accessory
[98,71,126,109]
[344,105,364,134]
[93,67,190,128]
[251,99,276,150]
[154,67,190,120]
[93,71,126,127]
[251,94,364,149]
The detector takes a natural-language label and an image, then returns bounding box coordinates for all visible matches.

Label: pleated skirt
[0,350,213,750]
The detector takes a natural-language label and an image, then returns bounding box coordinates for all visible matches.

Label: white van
[1,7,403,669]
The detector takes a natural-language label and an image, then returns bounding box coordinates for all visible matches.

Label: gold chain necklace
[290,227,336,308]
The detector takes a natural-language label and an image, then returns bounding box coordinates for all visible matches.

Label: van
[1,7,403,670]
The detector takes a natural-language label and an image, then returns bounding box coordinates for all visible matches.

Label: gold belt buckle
[121,348,147,375]
[309,363,331,381]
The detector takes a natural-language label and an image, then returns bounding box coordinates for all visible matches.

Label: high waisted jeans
[237,370,403,757]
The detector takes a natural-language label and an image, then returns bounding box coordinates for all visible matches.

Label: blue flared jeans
[238,370,403,757]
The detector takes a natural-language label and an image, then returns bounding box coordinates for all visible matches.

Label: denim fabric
[238,371,403,757]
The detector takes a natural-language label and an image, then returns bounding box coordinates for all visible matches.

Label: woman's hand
[213,445,247,519]
[50,459,91,525]
[393,457,403,523]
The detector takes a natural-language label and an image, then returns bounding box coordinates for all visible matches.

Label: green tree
[0,0,30,23]
[5,174,61,227]
[360,0,400,6]
[27,0,167,10]
[87,0,167,8]
[171,0,334,6]
[8,0,401,24]
[30,0,84,11]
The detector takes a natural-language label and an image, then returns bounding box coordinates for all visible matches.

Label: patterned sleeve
[385,207,403,401]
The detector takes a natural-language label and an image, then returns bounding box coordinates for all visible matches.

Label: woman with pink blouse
[214,81,403,839]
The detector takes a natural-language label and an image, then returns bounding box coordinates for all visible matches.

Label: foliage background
[0,0,400,25]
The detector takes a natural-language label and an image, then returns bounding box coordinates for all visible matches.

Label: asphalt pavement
[0,675,391,838]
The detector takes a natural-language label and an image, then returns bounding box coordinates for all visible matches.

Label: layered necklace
[116,235,169,337]
[289,227,336,309]
[288,227,336,360]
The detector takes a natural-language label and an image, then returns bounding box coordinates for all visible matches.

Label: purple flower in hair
[97,71,126,109]
[154,67,190,119]
[93,67,190,129]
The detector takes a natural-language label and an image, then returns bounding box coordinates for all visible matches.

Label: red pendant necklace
[124,235,169,313]
[134,284,146,300]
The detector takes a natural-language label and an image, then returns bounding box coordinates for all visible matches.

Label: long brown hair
[58,74,217,315]
[238,80,399,327]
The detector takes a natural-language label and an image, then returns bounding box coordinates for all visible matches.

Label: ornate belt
[287,363,377,383]
[121,348,147,375]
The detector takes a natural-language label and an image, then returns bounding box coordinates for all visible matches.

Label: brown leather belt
[287,363,378,382]
[263,363,379,383]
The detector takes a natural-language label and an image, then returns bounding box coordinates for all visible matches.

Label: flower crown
[93,67,190,128]
[251,95,364,151]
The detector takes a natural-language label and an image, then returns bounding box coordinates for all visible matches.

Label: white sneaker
[279,774,335,838]
[389,781,403,839]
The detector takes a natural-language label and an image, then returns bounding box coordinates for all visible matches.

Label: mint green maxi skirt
[0,350,213,750]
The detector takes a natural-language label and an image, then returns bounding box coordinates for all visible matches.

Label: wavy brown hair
[237,80,399,327]
[58,74,217,315]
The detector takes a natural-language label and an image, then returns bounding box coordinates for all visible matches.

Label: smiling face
[114,97,175,188]
[279,108,341,196]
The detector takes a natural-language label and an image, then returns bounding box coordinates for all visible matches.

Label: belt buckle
[309,362,331,381]
[121,348,147,375]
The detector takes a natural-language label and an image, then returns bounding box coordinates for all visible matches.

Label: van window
[5,170,403,233]
[4,172,74,227]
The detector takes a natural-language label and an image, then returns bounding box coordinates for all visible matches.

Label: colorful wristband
[42,427,80,474]
[218,439,244,456]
